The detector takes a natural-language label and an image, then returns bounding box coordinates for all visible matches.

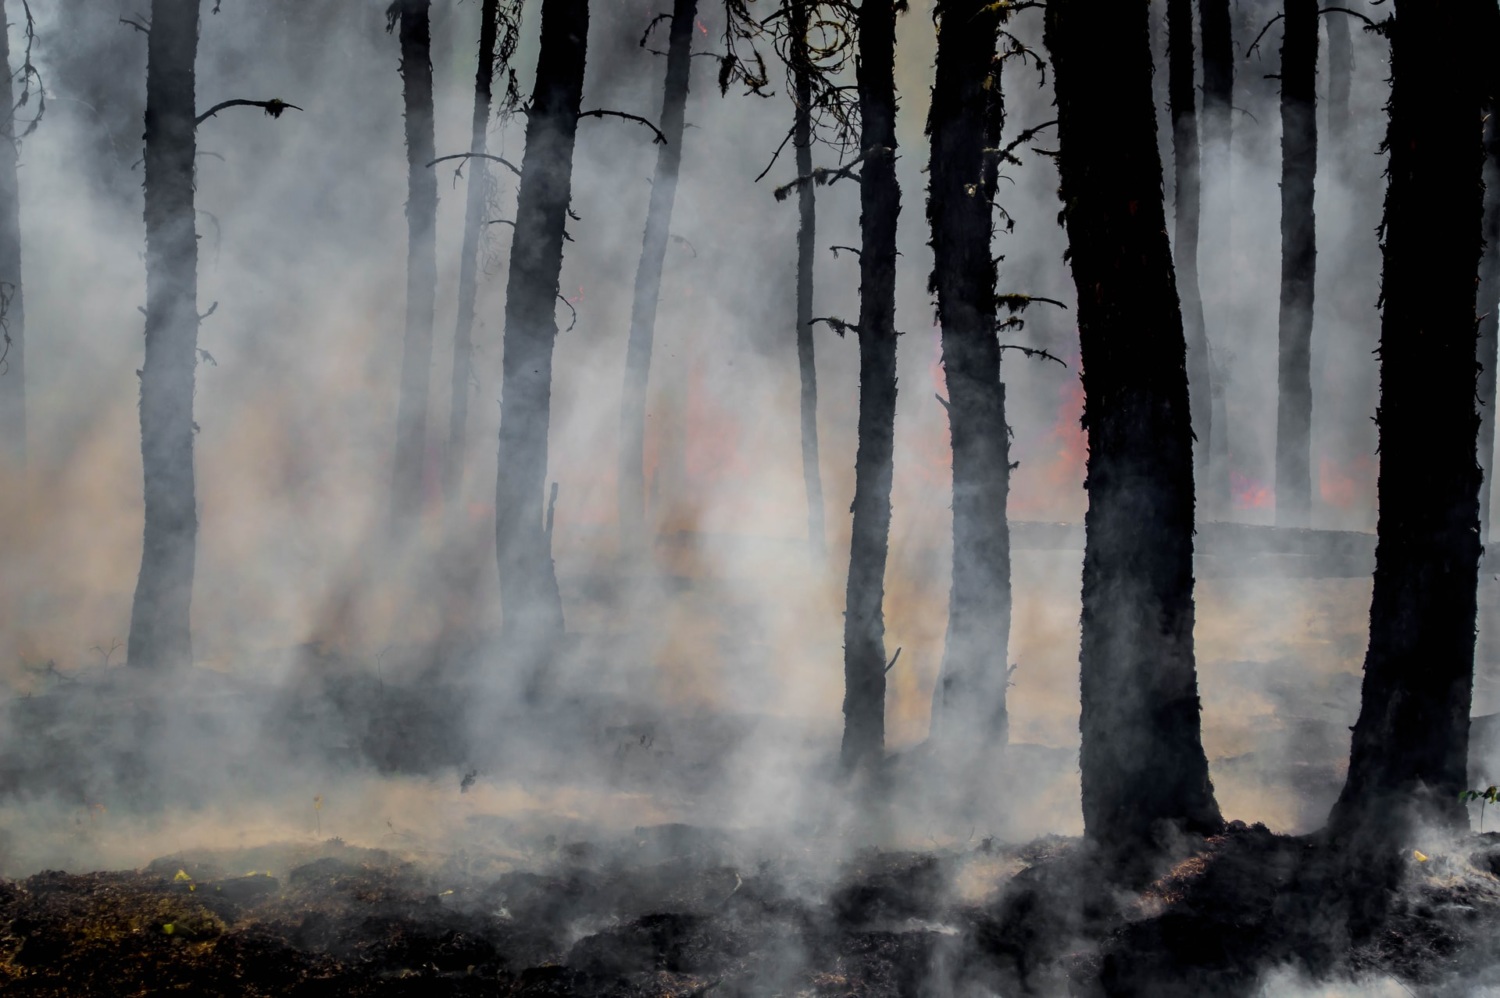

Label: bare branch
[997,343,1068,369]
[577,108,668,145]
[809,316,857,337]
[1318,5,1377,27]
[195,98,303,126]
[773,146,887,202]
[427,151,523,177]
[556,294,578,332]
[829,244,861,259]
[119,16,150,34]
[1244,12,1285,60]
[883,647,902,674]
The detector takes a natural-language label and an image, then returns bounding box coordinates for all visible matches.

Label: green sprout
[1459,785,1500,832]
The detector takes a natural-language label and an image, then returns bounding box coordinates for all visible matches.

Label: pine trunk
[390,0,439,528]
[1475,4,1500,547]
[618,0,697,553]
[1044,0,1222,854]
[1327,0,1486,844]
[0,0,25,468]
[444,0,501,512]
[495,0,587,659]
[791,0,825,559]
[839,0,900,774]
[128,0,202,671]
[926,0,1009,751]
[1199,0,1233,516]
[1275,0,1318,527]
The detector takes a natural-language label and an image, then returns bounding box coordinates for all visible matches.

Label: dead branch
[198,301,219,321]
[773,146,886,202]
[556,294,578,333]
[429,152,523,178]
[671,234,699,257]
[884,647,902,674]
[119,16,150,34]
[997,343,1068,368]
[753,122,798,183]
[577,109,668,145]
[1319,5,1377,27]
[545,482,560,537]
[195,98,303,126]
[1245,12,1285,60]
[488,218,517,227]
[934,393,951,411]
[995,293,1067,312]
[985,118,1058,170]
[638,12,673,46]
[809,316,857,337]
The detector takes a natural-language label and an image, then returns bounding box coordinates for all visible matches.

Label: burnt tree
[444,0,501,512]
[128,0,203,670]
[839,0,900,774]
[1327,0,1486,844]
[925,0,1008,751]
[1044,0,1222,854]
[0,0,25,467]
[388,0,438,528]
[1275,0,1318,526]
[495,0,588,658]
[1476,0,1499,547]
[1198,0,1233,514]
[618,0,697,552]
[1168,0,1211,509]
[791,0,825,558]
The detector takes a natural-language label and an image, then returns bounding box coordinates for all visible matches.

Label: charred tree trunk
[1199,0,1233,515]
[444,0,501,512]
[1168,0,1211,515]
[926,0,1008,752]
[618,0,697,554]
[495,0,587,660]
[1044,0,1222,856]
[1325,5,1352,153]
[389,0,438,528]
[839,0,900,775]
[1275,0,1318,526]
[0,0,26,468]
[1476,5,1500,548]
[1327,0,1486,844]
[791,0,825,559]
[128,0,202,671]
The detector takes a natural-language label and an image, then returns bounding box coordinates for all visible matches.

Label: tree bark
[1476,3,1500,548]
[390,0,439,528]
[0,0,26,468]
[618,0,697,554]
[1168,0,1211,520]
[1044,0,1222,856]
[1199,0,1233,516]
[444,0,501,513]
[495,0,587,660]
[839,0,900,775]
[791,0,825,559]
[1327,0,1486,845]
[926,0,1008,752]
[1275,0,1318,527]
[128,0,202,671]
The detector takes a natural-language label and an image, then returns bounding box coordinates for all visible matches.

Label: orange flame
[1230,471,1273,510]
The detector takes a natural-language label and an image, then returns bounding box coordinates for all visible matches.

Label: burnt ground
[3,824,1500,996]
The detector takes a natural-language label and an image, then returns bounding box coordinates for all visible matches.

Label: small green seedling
[1460,785,1500,832]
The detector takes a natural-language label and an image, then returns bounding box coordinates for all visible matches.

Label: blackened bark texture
[390,0,438,528]
[1199,0,1233,515]
[1168,0,1211,512]
[839,0,900,774]
[444,0,501,511]
[791,0,825,558]
[1327,0,1485,843]
[1044,0,1221,853]
[926,0,1008,751]
[1326,5,1352,151]
[0,0,25,467]
[495,0,587,655]
[1275,0,1318,526]
[618,0,697,553]
[128,0,202,671]
[1476,0,1500,547]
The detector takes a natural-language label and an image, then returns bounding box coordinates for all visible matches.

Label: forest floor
[2,823,1500,995]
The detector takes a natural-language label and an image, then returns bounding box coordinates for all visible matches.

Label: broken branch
[577,109,668,145]
[195,98,303,125]
[428,152,523,178]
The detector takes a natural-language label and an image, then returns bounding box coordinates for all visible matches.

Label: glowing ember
[1231,471,1273,510]
[1318,454,1375,510]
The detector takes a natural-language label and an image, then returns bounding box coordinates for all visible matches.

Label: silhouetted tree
[925,0,1008,752]
[1044,0,1222,858]
[1275,0,1318,526]
[1168,0,1211,508]
[1327,0,1486,846]
[0,0,27,467]
[444,0,501,513]
[1476,0,1500,546]
[388,0,438,528]
[839,0,900,775]
[790,0,825,558]
[1199,0,1233,514]
[495,0,588,662]
[618,0,698,553]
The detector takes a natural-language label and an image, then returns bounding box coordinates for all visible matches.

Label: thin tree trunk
[839,0,900,775]
[1327,0,1486,845]
[390,0,439,528]
[791,0,825,559]
[1044,0,1222,858]
[1276,0,1318,526]
[1476,11,1500,549]
[444,0,500,512]
[495,0,587,661]
[926,0,1008,752]
[128,0,202,671]
[618,0,697,554]
[0,0,25,468]
[1325,4,1352,152]
[1168,0,1211,515]
[1199,0,1233,516]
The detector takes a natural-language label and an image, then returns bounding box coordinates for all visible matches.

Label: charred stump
[1327,0,1487,847]
[1043,0,1222,859]
[839,0,900,775]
